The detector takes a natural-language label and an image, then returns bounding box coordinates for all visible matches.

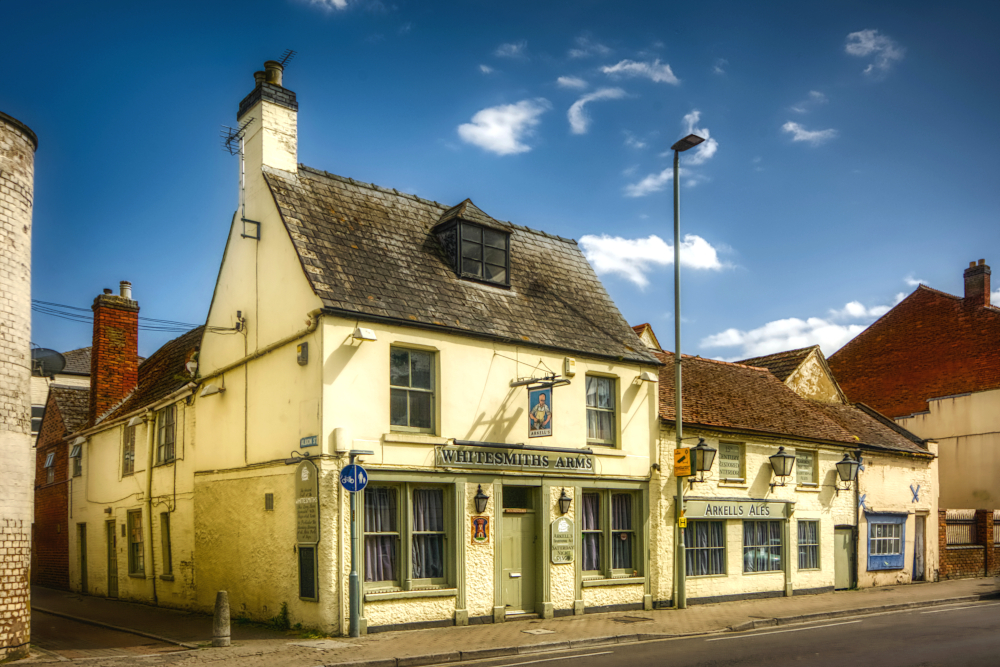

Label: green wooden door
[834,527,853,590]
[106,521,118,598]
[502,511,536,614]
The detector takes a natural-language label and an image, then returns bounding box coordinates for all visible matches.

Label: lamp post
[671,133,704,610]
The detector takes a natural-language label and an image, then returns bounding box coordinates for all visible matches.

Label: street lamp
[768,446,796,489]
[474,484,490,514]
[671,132,705,611]
[689,438,717,483]
[558,488,572,515]
[835,452,861,495]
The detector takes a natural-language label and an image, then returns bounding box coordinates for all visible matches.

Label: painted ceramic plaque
[551,517,574,563]
[529,387,552,438]
[471,516,490,544]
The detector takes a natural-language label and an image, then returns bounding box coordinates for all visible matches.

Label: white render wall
[0,111,35,662]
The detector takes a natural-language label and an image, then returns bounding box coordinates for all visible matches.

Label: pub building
[653,347,937,606]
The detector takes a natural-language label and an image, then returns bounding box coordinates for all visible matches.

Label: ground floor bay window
[363,485,449,589]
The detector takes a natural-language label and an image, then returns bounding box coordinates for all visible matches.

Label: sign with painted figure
[674,447,692,477]
[550,517,575,564]
[528,387,552,438]
[437,446,594,474]
[295,460,320,544]
[471,516,490,544]
[339,464,368,492]
[685,499,791,519]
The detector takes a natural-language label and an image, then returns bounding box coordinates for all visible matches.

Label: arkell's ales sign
[685,499,790,519]
[436,446,594,473]
[296,460,320,544]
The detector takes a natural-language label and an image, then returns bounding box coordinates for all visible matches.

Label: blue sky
[7,0,1000,359]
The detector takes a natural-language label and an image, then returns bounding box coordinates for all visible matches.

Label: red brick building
[32,385,89,589]
[828,259,1000,419]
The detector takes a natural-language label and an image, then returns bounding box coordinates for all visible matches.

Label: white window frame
[156,405,176,463]
[796,450,817,486]
[718,442,745,482]
[585,375,618,447]
[122,425,136,476]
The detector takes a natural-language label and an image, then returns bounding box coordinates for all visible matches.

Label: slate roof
[807,401,928,454]
[97,327,203,425]
[655,352,928,455]
[263,166,658,365]
[49,385,90,433]
[61,347,91,375]
[738,346,816,382]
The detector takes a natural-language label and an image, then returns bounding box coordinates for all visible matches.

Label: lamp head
[671,134,706,152]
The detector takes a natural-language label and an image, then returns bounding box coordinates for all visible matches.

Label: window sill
[159,574,174,581]
[686,573,728,579]
[741,570,784,576]
[128,573,146,579]
[383,433,448,445]
[796,484,821,493]
[945,545,981,550]
[364,587,457,602]
[796,567,821,572]
[581,576,644,587]
[718,480,748,488]
[591,448,627,458]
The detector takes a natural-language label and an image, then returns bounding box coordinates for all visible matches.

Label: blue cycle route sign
[340,464,369,493]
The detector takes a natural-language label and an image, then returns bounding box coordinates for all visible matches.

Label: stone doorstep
[328,591,1000,667]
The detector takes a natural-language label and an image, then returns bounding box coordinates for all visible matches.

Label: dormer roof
[433,198,511,233]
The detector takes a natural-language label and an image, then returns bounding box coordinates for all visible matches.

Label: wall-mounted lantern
[474,484,490,514]
[769,446,796,489]
[689,438,717,484]
[835,451,862,495]
[558,488,572,515]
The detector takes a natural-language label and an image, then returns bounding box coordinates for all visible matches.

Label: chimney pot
[103,288,112,295]
[120,281,132,300]
[263,60,284,87]
[979,259,986,266]
[969,261,976,268]
[254,71,266,86]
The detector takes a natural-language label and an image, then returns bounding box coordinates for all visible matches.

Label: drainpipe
[144,410,158,605]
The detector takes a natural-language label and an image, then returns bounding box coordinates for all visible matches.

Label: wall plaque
[437,446,594,474]
[550,517,575,564]
[295,460,320,544]
[471,516,490,544]
[718,443,742,479]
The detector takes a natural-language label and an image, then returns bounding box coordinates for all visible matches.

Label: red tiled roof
[829,285,1000,418]
[655,351,928,455]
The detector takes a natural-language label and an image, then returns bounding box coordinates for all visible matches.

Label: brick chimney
[89,281,139,423]
[237,59,298,175]
[963,259,991,307]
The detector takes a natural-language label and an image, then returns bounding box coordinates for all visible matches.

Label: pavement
[15,577,1000,667]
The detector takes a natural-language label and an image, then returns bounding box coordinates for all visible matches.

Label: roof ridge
[292,165,579,245]
[739,345,817,363]
[657,350,770,372]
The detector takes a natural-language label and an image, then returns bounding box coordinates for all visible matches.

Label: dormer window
[461,224,509,284]
[433,198,512,287]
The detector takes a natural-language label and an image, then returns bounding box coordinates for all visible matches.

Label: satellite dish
[31,348,66,377]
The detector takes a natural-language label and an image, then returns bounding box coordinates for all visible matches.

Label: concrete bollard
[212,591,231,647]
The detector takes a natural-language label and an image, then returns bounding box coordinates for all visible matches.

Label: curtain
[412,489,444,579]
[586,377,615,441]
[582,493,601,571]
[364,487,397,582]
[798,521,818,569]
[611,494,633,569]
[686,522,725,576]
[743,521,781,573]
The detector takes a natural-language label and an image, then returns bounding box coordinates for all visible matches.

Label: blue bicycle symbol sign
[340,464,369,492]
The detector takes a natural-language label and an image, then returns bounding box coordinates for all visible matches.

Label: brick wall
[89,293,139,424]
[938,509,999,579]
[31,393,70,589]
[0,110,36,661]
[829,282,1000,419]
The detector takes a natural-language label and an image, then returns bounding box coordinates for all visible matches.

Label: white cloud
[567,88,626,134]
[993,289,1000,306]
[624,167,672,197]
[713,58,728,75]
[306,0,348,9]
[579,233,724,288]
[494,41,527,59]
[601,58,679,84]
[701,294,905,358]
[457,99,550,155]
[624,132,646,149]
[557,76,588,90]
[479,64,495,74]
[904,275,925,287]
[681,110,719,165]
[845,29,905,76]
[568,35,611,59]
[782,121,837,146]
[791,90,828,113]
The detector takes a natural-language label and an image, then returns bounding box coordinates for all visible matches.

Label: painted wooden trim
[582,576,645,587]
[364,588,458,602]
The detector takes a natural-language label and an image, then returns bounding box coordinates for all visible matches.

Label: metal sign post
[341,450,373,638]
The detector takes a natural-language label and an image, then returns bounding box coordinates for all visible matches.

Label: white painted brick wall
[0,112,35,661]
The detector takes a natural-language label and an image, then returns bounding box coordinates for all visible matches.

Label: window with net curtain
[743,520,782,572]
[364,486,446,586]
[582,492,635,575]
[586,376,616,446]
[685,521,725,576]
[798,520,820,570]
[364,487,399,584]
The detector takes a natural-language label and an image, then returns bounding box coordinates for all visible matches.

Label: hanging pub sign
[295,460,320,544]
[471,516,490,544]
[529,387,552,438]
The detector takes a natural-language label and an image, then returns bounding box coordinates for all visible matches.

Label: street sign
[678,517,687,528]
[340,464,369,493]
[674,447,692,477]
[300,435,318,448]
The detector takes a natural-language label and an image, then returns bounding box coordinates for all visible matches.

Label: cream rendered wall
[897,388,999,509]
[69,400,198,610]
[656,426,855,603]
[547,485,575,610]
[857,444,938,586]
[785,353,841,404]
